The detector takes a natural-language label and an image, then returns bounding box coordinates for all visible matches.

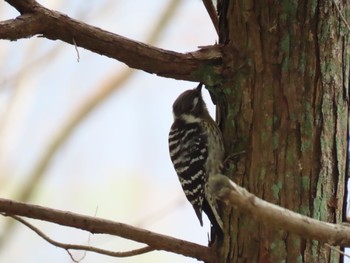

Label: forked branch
[9,215,154,260]
[202,0,219,35]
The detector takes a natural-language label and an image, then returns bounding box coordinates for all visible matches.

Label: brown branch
[325,243,350,259]
[0,15,42,39]
[0,198,212,262]
[4,0,36,14]
[8,215,154,259]
[209,174,350,247]
[332,0,350,32]
[202,0,219,35]
[2,0,222,85]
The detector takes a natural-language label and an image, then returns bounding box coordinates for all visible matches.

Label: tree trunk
[216,1,349,262]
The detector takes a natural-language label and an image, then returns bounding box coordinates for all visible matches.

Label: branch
[2,0,222,85]
[4,0,36,14]
[0,15,42,39]
[209,174,350,247]
[332,0,350,32]
[0,198,212,262]
[325,243,350,259]
[8,215,154,259]
[202,0,219,35]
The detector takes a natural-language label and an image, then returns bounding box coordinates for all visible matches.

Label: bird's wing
[169,122,208,225]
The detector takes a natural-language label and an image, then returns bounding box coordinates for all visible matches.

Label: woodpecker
[168,83,224,236]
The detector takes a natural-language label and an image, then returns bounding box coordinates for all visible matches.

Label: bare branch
[202,0,219,35]
[0,198,212,262]
[72,38,80,62]
[324,243,350,259]
[0,15,42,39]
[332,0,350,32]
[209,174,350,247]
[4,0,37,14]
[2,0,222,85]
[8,215,154,259]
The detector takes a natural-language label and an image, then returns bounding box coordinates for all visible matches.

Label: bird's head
[172,83,208,123]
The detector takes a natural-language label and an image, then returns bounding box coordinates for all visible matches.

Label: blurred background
[0,0,219,262]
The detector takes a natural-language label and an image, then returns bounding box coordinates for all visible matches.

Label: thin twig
[74,206,99,262]
[202,0,219,35]
[332,0,350,32]
[72,38,80,62]
[325,243,350,259]
[8,214,154,259]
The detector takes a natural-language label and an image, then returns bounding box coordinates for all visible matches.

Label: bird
[168,83,224,236]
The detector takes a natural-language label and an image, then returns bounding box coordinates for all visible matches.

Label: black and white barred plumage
[168,83,224,235]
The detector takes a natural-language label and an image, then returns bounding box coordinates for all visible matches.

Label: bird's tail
[202,198,224,239]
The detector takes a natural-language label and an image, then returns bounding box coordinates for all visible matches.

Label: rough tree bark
[216,1,349,262]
